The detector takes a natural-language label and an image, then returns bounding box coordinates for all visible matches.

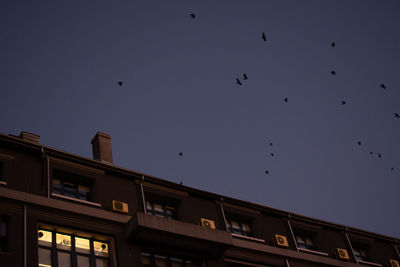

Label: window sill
[51,193,102,207]
[298,247,329,257]
[358,260,383,267]
[231,233,265,243]
[0,181,7,186]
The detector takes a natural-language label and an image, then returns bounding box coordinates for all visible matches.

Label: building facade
[0,131,399,267]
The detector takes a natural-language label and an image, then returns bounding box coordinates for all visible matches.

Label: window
[0,215,9,253]
[295,233,315,250]
[0,161,4,181]
[38,228,111,267]
[52,170,92,201]
[141,252,198,267]
[146,200,176,219]
[226,219,252,237]
[352,244,369,261]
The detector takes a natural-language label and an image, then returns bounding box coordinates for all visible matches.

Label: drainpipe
[41,147,50,198]
[24,204,27,267]
[140,176,146,214]
[344,226,357,263]
[287,214,298,252]
[395,239,400,258]
[285,258,290,267]
[219,197,229,231]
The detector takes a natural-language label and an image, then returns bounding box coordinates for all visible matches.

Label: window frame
[145,199,177,220]
[52,169,93,202]
[225,215,253,237]
[37,227,112,267]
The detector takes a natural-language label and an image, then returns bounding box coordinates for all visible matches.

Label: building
[0,130,399,267]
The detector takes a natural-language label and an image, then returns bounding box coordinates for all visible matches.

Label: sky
[1,1,399,238]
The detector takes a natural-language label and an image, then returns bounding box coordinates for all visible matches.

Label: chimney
[91,132,113,164]
[20,131,40,144]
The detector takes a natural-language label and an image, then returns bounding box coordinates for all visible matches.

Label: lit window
[38,228,111,267]
[52,170,92,201]
[0,215,9,252]
[226,219,253,237]
[146,200,176,219]
[141,252,198,267]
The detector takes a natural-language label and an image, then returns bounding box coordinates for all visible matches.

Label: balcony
[126,212,232,256]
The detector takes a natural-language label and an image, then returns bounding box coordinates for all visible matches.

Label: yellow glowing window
[94,241,109,257]
[38,230,52,247]
[75,237,90,254]
[56,233,71,250]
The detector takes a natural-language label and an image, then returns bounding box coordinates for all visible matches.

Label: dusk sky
[1,1,399,238]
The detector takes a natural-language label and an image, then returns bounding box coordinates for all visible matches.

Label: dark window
[38,228,110,267]
[52,170,92,201]
[294,231,315,250]
[146,200,176,219]
[0,161,4,181]
[141,251,198,267]
[0,215,9,252]
[352,244,369,261]
[226,218,253,237]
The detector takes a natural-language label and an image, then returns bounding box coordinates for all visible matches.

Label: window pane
[241,223,251,232]
[142,253,152,264]
[56,233,71,250]
[77,255,90,267]
[78,185,89,193]
[75,237,90,254]
[38,247,52,267]
[38,230,52,247]
[231,221,240,230]
[94,241,109,257]
[154,204,164,212]
[96,258,109,267]
[155,255,167,267]
[57,251,71,267]
[171,258,183,267]
[305,237,313,246]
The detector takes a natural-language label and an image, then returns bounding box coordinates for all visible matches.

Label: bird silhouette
[179,152,183,157]
[236,78,242,86]
[390,167,394,171]
[378,153,382,158]
[180,181,183,185]
[380,83,386,89]
[331,42,335,47]
[118,81,123,86]
[357,141,361,146]
[265,170,269,174]
[370,152,373,155]
[270,153,274,157]
[243,73,248,80]
[269,142,273,146]
[189,13,195,19]
[261,32,266,41]
[284,97,288,103]
[331,71,336,75]
[341,101,346,105]
[395,113,399,118]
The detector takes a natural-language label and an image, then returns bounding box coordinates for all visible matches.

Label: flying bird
[189,13,195,19]
[179,152,183,157]
[370,152,373,155]
[378,153,382,158]
[390,167,394,171]
[380,83,386,89]
[236,78,242,86]
[357,141,361,146]
[331,42,335,47]
[270,153,274,157]
[261,32,267,41]
[265,170,269,174]
[269,142,273,146]
[118,81,123,86]
[243,73,248,80]
[331,71,336,75]
[284,97,288,103]
[341,101,346,105]
[395,113,399,118]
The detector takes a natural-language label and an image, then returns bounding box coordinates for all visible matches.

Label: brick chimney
[19,131,40,144]
[91,132,113,164]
